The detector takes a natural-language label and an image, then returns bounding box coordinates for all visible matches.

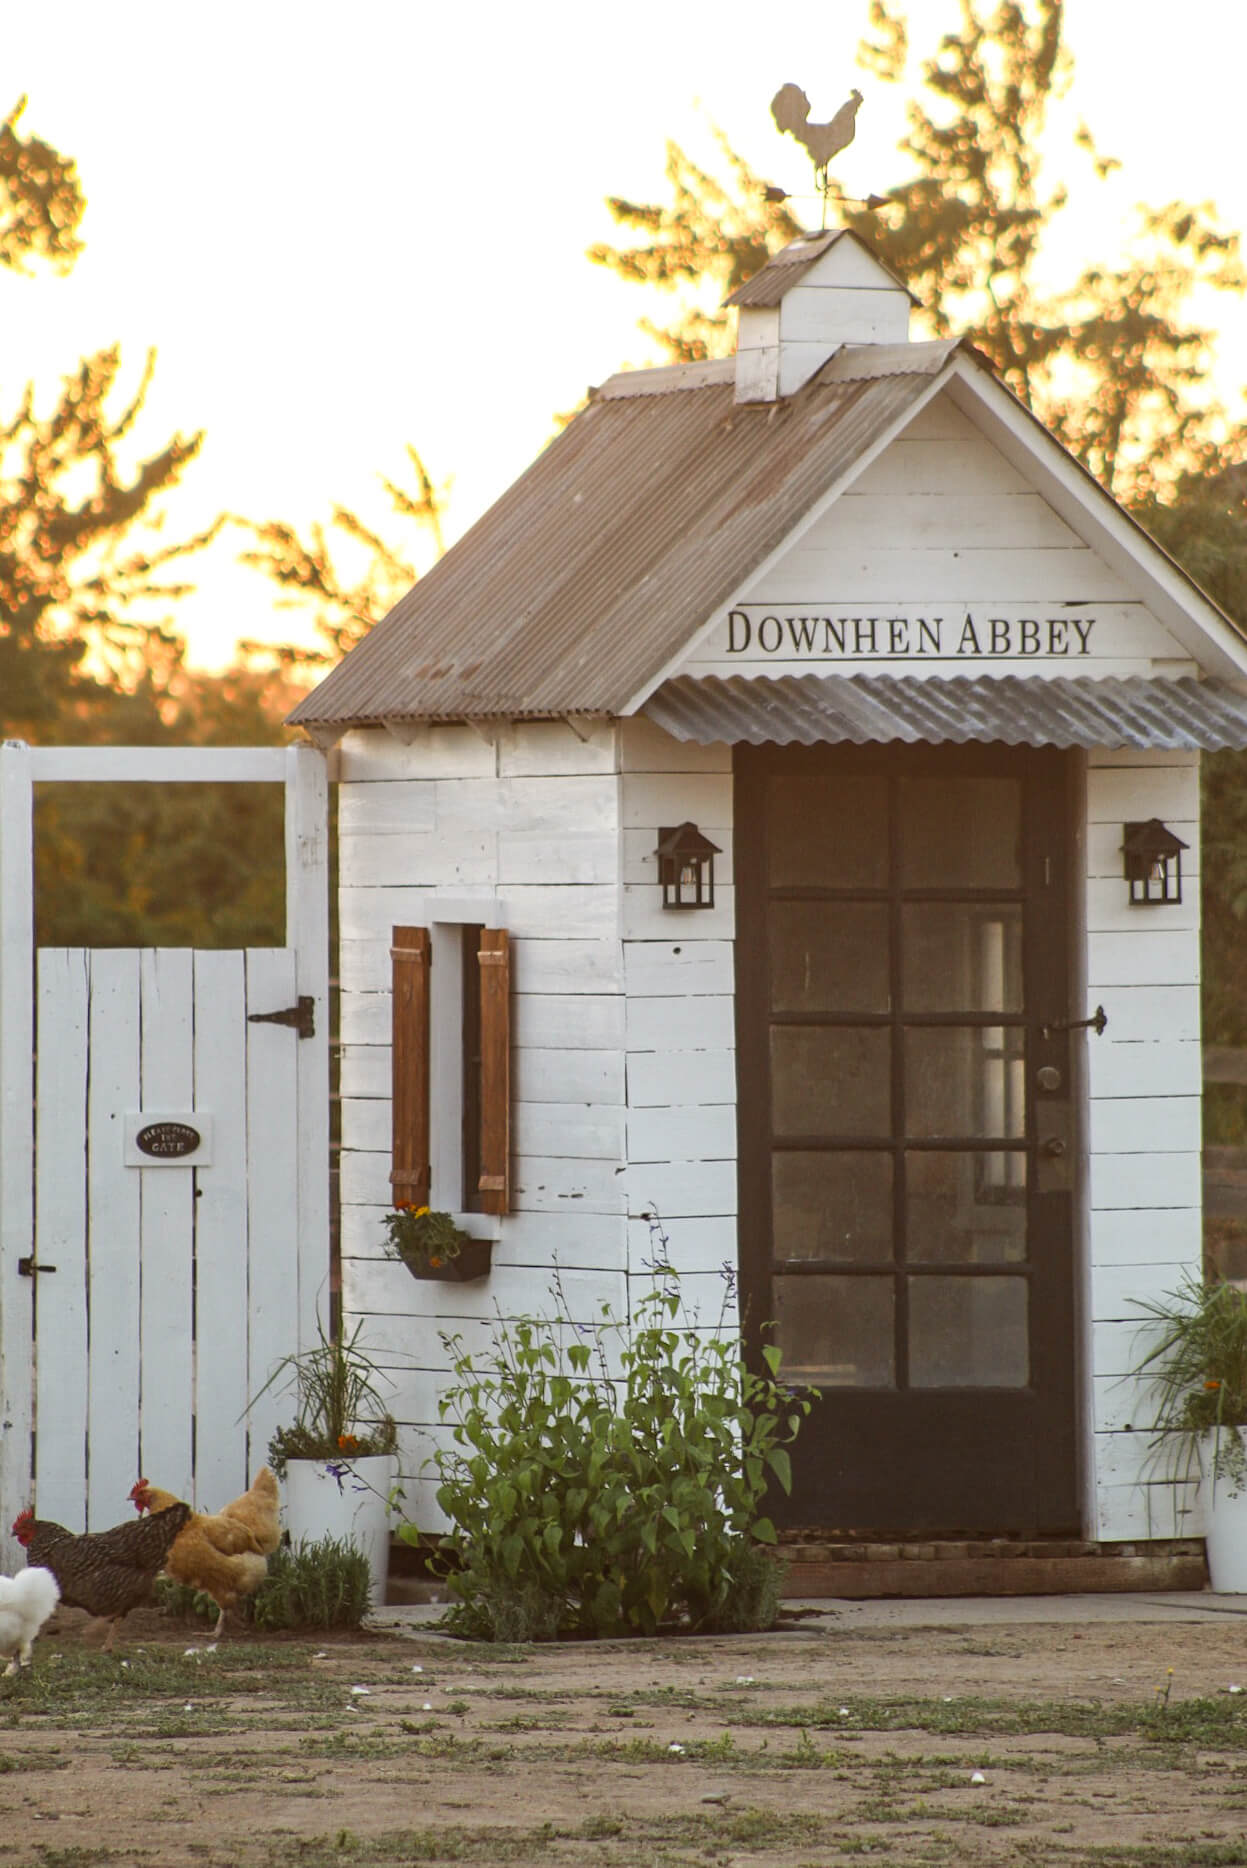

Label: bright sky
[6,0,1247,672]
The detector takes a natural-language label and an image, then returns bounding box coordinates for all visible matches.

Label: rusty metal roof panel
[289,358,950,731]
[597,358,737,399]
[642,673,1247,750]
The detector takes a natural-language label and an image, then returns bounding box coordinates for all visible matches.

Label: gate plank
[138,949,196,1500]
[34,951,90,1528]
[243,949,302,1475]
[86,951,142,1529]
[286,746,331,1360]
[192,951,251,1506]
[0,742,34,1566]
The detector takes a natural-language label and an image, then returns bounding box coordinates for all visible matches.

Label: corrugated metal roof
[723,229,844,307]
[641,673,1247,750]
[289,349,954,731]
[597,358,736,399]
[722,227,913,309]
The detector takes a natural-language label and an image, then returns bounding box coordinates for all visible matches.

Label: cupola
[725,227,913,403]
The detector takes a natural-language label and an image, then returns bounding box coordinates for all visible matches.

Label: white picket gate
[0,743,329,1564]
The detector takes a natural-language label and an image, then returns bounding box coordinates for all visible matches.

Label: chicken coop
[290,228,1247,1573]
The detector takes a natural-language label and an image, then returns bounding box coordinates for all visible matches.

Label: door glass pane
[902,905,1022,1013]
[770,903,891,1013]
[771,1027,890,1137]
[768,776,888,887]
[906,1151,1027,1263]
[772,1152,893,1262]
[905,1027,1026,1138]
[773,1275,895,1385]
[898,777,1021,888]
[908,1276,1029,1386]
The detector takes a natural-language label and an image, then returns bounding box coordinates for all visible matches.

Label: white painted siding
[335,721,627,1530]
[1080,747,1204,1541]
[617,718,739,1329]
[673,394,1193,682]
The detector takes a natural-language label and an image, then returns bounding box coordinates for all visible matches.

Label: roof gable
[289,340,1247,739]
[661,388,1199,688]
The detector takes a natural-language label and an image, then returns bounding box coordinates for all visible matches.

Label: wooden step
[780,1538,1208,1599]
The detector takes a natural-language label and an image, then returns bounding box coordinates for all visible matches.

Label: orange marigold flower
[338,1434,359,1450]
[429,1256,443,1269]
[1206,1379,1223,1391]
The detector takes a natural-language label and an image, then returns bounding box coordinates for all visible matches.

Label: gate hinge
[247,995,315,1039]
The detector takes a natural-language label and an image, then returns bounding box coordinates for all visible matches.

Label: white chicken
[0,1567,60,1675]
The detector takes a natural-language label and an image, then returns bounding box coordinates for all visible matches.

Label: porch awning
[640,673,1247,750]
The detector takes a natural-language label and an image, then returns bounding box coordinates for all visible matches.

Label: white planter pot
[283,1455,395,1608]
[1202,1430,1247,1593]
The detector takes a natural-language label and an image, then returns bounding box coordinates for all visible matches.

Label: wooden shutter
[390,925,431,1207]
[476,927,510,1215]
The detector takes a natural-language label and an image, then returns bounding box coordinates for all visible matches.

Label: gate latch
[18,1258,56,1277]
[247,995,315,1039]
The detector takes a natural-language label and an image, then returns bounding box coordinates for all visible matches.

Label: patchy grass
[7,1620,1247,1868]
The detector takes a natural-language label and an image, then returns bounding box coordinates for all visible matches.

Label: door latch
[1041,1004,1107,1039]
[247,995,315,1039]
[18,1257,57,1277]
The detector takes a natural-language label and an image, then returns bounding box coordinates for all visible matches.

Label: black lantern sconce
[655,822,721,910]
[1122,819,1188,907]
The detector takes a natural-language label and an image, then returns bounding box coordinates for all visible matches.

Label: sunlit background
[7,0,1247,670]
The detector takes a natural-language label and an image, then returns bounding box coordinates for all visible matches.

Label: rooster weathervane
[770,83,863,228]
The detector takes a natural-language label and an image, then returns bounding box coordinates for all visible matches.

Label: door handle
[1041,1136,1067,1158]
[1041,1005,1107,1039]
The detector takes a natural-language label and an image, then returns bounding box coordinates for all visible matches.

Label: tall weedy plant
[416,1242,813,1641]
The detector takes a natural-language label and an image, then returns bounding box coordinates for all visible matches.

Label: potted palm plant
[1131,1273,1247,1590]
[251,1318,398,1607]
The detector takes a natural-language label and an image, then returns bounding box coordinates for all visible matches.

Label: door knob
[1042,1136,1067,1158]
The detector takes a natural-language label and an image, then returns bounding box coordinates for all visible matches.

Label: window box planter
[402,1236,493,1283]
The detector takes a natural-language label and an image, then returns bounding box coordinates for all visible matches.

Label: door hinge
[247,995,315,1039]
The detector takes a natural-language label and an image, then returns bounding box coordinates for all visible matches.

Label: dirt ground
[2,1600,1247,1867]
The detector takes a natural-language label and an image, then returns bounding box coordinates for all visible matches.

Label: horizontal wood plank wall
[1082,748,1203,1542]
[674,393,1191,683]
[618,718,739,1337]
[335,721,627,1531]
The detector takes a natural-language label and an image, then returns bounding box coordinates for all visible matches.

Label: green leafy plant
[249,1316,397,1480]
[381,1204,470,1274]
[1131,1274,1247,1494]
[157,1537,371,1630]
[404,1241,813,1641]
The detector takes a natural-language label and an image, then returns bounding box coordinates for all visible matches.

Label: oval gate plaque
[135,1120,201,1159]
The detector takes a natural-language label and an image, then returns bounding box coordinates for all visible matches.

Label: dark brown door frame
[734,740,1080,1536]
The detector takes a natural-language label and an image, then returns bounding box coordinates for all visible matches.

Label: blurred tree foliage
[592,0,1245,506]
[1,97,294,947]
[591,0,1247,1044]
[233,444,448,675]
